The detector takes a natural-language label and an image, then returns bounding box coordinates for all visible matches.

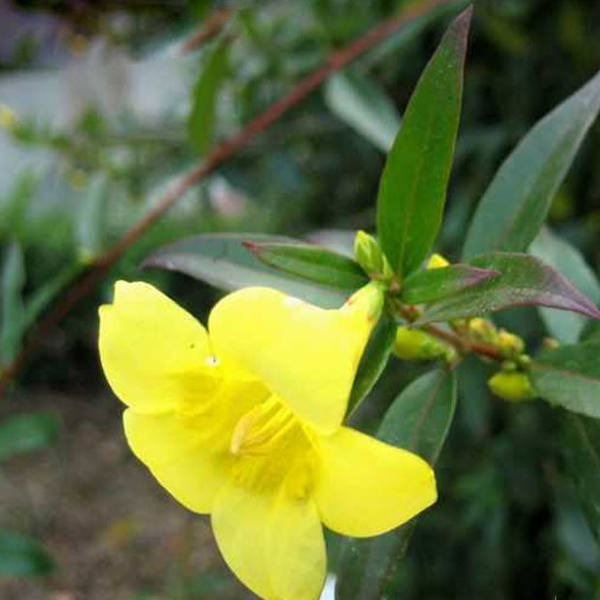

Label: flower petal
[315,427,437,537]
[124,409,232,514]
[212,481,326,600]
[99,281,213,413]
[208,286,380,434]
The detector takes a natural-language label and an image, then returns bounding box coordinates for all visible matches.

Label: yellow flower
[99,281,436,600]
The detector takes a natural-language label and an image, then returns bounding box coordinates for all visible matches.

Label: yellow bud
[468,317,497,342]
[497,329,525,355]
[426,253,450,269]
[0,104,18,131]
[394,326,456,362]
[488,371,535,403]
[543,337,560,350]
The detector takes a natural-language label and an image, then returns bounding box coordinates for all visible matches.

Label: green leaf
[0,529,55,577]
[336,369,456,600]
[346,314,397,416]
[416,252,600,325]
[76,175,108,262]
[188,38,229,154]
[243,241,368,291]
[531,342,600,418]
[143,233,347,308]
[376,7,471,278]
[563,413,600,544]
[324,69,401,152]
[463,68,600,258]
[0,412,61,462]
[400,263,499,305]
[0,242,26,366]
[530,227,600,343]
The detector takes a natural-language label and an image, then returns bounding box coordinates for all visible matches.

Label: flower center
[229,395,318,498]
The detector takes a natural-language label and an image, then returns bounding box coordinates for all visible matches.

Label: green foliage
[416,253,600,325]
[531,342,600,418]
[0,530,55,577]
[463,67,600,258]
[143,233,346,307]
[376,8,470,278]
[563,414,600,544]
[346,314,397,416]
[0,242,26,366]
[400,263,499,305]
[245,240,368,291]
[337,369,456,600]
[189,38,230,154]
[324,69,401,152]
[0,411,61,461]
[530,228,600,343]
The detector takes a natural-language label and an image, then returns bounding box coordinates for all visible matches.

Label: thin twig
[180,7,234,55]
[0,0,457,398]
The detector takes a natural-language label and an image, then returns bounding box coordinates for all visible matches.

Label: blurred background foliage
[0,0,600,598]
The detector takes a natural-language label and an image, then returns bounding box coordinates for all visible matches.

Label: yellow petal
[315,427,437,537]
[212,481,326,600]
[124,409,232,514]
[99,281,213,413]
[208,286,381,434]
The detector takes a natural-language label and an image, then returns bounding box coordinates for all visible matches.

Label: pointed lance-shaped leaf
[336,369,456,600]
[188,37,229,154]
[463,68,600,258]
[416,253,600,325]
[142,233,347,308]
[400,263,499,305]
[376,7,471,279]
[531,342,600,418]
[242,241,368,292]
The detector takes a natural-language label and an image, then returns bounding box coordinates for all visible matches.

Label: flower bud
[488,371,535,403]
[497,329,525,356]
[394,326,457,362]
[354,230,394,284]
[426,253,450,269]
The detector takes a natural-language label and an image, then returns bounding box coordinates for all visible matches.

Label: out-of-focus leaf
[77,176,108,262]
[400,263,499,305]
[0,412,61,462]
[243,241,368,291]
[0,530,55,577]
[336,369,456,600]
[188,37,229,154]
[23,264,83,330]
[143,233,347,308]
[563,413,600,544]
[346,314,397,416]
[416,253,600,325]
[463,68,600,258]
[0,242,26,366]
[531,342,600,418]
[376,8,471,278]
[529,228,600,343]
[324,69,401,152]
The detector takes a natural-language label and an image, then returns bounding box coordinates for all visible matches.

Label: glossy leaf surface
[376,8,470,277]
[463,68,600,257]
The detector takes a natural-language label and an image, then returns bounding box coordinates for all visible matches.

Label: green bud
[488,371,535,403]
[354,230,394,285]
[394,326,457,362]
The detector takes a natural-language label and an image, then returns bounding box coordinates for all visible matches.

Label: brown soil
[0,389,256,600]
